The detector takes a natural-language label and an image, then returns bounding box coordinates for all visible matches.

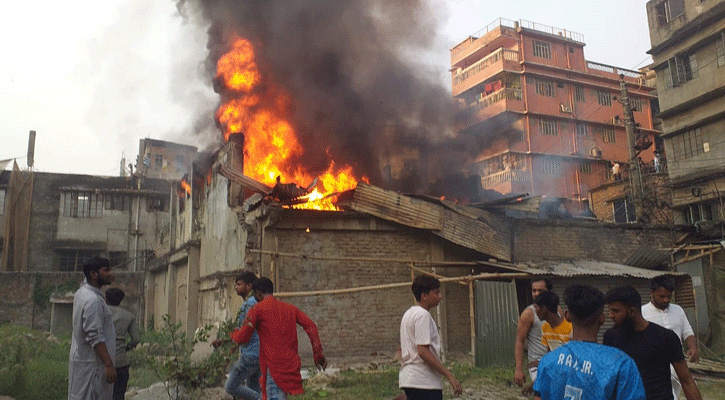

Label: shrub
[16,358,68,400]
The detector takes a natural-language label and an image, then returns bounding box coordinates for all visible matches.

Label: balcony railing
[472,88,523,110]
[481,169,530,189]
[453,48,521,86]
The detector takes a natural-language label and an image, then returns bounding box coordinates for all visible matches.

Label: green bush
[0,324,70,399]
[16,358,68,400]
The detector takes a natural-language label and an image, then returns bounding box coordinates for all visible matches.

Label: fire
[180,180,191,196]
[215,36,360,210]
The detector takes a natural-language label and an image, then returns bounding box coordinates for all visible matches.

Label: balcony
[481,169,531,190]
[461,88,525,131]
[452,48,521,97]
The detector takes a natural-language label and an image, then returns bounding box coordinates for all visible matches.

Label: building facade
[451,18,660,213]
[0,171,172,272]
[646,0,725,226]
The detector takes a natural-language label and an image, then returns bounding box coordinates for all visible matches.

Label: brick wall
[269,227,431,358]
[512,218,679,264]
[0,271,144,330]
[589,173,673,224]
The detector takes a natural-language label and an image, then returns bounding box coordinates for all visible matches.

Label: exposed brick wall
[589,173,673,224]
[0,271,144,330]
[269,227,431,358]
[512,218,680,264]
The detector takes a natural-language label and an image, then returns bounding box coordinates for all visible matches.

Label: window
[104,194,127,211]
[579,161,592,174]
[576,123,588,136]
[0,189,5,215]
[664,54,698,88]
[532,41,552,59]
[613,198,636,223]
[109,251,128,269]
[630,97,643,112]
[671,127,707,161]
[603,128,616,143]
[717,32,725,67]
[56,249,100,271]
[682,203,715,225]
[62,191,103,218]
[575,86,586,102]
[656,0,685,26]
[539,118,558,136]
[597,90,612,106]
[147,195,167,212]
[155,154,163,170]
[542,158,560,175]
[536,79,555,97]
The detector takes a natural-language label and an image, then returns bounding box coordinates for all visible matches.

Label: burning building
[451,18,661,214]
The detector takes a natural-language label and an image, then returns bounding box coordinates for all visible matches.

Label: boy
[533,290,572,351]
[399,275,462,400]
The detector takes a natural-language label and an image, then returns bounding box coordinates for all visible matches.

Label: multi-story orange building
[451,18,660,213]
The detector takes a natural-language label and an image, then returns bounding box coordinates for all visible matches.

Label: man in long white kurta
[68,258,116,400]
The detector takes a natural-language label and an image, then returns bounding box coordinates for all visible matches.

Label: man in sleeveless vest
[514,278,554,389]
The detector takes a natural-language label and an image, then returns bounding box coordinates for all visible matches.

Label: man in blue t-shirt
[213,271,261,400]
[534,284,645,400]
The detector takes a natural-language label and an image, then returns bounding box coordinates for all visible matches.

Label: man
[213,271,261,400]
[533,291,572,351]
[230,277,326,400]
[68,257,117,400]
[534,285,645,400]
[105,288,140,400]
[613,162,622,181]
[399,275,462,400]
[604,286,702,400]
[642,276,699,400]
[514,278,552,387]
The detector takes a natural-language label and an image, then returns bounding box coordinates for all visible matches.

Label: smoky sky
[176,0,484,190]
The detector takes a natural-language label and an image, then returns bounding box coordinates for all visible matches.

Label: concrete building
[645,0,725,353]
[451,18,660,214]
[0,170,172,272]
[645,0,725,226]
[136,138,198,180]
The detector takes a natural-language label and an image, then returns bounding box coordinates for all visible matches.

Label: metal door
[475,280,519,367]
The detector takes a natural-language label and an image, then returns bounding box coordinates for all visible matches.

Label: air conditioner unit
[560,104,572,113]
[590,147,602,158]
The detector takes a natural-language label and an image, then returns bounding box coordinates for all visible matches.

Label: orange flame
[215,37,359,210]
[180,180,192,196]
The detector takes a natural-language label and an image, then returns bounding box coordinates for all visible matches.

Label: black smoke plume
[177,0,484,193]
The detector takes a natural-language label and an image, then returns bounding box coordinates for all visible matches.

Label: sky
[0,0,654,176]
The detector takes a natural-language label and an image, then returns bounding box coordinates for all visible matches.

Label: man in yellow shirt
[533,291,572,351]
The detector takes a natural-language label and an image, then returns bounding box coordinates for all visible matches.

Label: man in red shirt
[231,277,327,400]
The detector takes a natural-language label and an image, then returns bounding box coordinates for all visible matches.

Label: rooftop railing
[518,19,585,43]
[586,61,644,79]
[452,18,585,57]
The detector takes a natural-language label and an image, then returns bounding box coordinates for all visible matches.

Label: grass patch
[297,368,400,400]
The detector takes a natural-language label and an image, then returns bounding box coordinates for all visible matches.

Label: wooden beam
[274,272,529,297]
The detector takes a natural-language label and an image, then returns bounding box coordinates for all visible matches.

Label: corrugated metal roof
[487,259,688,279]
[624,244,671,270]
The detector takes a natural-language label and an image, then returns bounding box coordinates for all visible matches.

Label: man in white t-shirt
[399,275,462,400]
[642,276,699,400]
